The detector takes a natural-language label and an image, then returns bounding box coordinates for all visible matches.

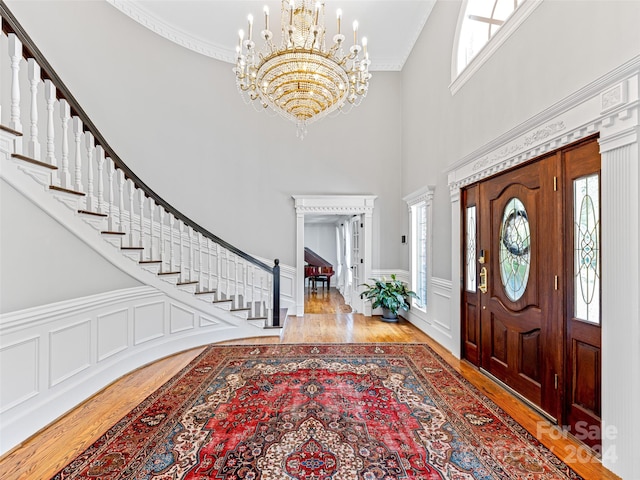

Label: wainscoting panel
[49,319,92,387]
[0,286,279,455]
[133,301,165,345]
[170,303,195,334]
[0,337,39,413]
[97,308,129,362]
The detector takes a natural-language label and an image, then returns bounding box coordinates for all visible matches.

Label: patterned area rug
[53,344,581,479]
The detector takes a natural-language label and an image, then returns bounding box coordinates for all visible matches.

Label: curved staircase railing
[0,1,281,327]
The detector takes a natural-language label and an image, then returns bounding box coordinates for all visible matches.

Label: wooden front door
[478,155,562,419]
[461,136,602,446]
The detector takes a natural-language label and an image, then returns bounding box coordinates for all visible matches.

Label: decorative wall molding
[402,184,435,209]
[293,195,377,215]
[0,285,278,455]
[448,55,640,190]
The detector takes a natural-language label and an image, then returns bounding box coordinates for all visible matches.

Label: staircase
[0,4,282,329]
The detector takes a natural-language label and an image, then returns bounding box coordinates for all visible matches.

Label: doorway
[293,195,377,317]
[462,136,602,448]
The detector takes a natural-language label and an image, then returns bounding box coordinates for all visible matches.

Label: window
[404,186,434,312]
[451,0,542,93]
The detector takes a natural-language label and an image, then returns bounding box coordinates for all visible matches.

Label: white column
[362,209,374,316]
[8,34,22,133]
[27,58,41,159]
[295,211,305,316]
[599,125,640,478]
[449,187,462,359]
[59,99,71,188]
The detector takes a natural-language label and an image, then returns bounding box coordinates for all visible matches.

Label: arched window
[451,0,542,93]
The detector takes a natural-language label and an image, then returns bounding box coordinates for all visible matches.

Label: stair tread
[195,289,217,295]
[121,246,144,250]
[247,316,268,320]
[50,185,86,196]
[177,280,198,285]
[102,231,125,235]
[158,271,180,276]
[12,153,56,169]
[78,209,107,217]
[212,299,233,303]
[139,260,162,264]
[1,124,23,136]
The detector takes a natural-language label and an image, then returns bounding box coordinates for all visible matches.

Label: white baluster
[27,58,41,159]
[189,227,195,283]
[127,179,136,246]
[208,240,214,291]
[251,266,257,316]
[225,250,230,298]
[259,275,266,318]
[243,262,250,312]
[198,233,205,289]
[85,132,95,211]
[44,80,57,183]
[216,243,222,292]
[267,275,273,324]
[149,199,156,260]
[159,208,166,268]
[169,214,176,272]
[179,221,185,282]
[73,118,84,192]
[95,146,105,213]
[8,34,22,133]
[138,189,145,249]
[59,100,71,188]
[106,159,116,230]
[233,255,239,305]
[117,169,125,231]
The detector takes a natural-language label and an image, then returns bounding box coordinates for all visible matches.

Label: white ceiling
[106,0,437,71]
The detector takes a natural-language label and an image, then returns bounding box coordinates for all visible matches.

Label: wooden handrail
[0,1,280,325]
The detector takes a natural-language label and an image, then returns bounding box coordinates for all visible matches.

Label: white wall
[401,0,640,279]
[0,179,140,313]
[5,0,403,275]
[304,223,338,269]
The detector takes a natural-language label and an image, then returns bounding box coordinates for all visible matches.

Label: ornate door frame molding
[292,195,377,317]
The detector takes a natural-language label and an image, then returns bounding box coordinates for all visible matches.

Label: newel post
[272,259,281,327]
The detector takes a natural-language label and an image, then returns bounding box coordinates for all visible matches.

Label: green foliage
[360,274,419,315]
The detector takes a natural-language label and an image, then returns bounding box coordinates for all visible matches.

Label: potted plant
[360,274,419,322]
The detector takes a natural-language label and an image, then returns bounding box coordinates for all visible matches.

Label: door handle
[479,266,488,294]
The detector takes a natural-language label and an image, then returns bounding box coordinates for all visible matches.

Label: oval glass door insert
[499,198,531,301]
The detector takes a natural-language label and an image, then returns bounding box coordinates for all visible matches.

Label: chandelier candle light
[234,0,371,138]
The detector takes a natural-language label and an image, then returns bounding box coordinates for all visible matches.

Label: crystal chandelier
[234,1,371,138]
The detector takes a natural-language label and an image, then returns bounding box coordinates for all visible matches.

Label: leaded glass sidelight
[574,174,600,324]
[499,198,531,301]
[466,206,477,292]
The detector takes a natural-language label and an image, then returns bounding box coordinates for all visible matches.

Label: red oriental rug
[52,344,581,479]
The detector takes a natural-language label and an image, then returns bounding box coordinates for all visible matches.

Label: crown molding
[106,0,235,63]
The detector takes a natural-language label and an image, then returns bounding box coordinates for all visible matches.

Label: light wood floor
[0,294,619,479]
